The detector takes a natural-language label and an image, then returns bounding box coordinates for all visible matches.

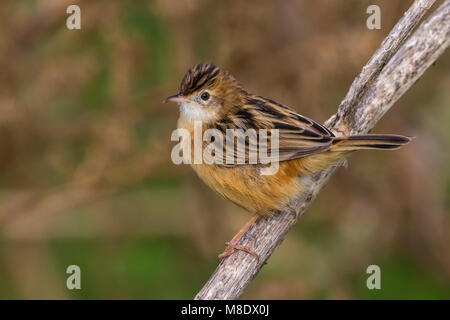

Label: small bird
[165,63,411,261]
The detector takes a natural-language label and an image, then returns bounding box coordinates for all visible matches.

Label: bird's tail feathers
[330,134,413,152]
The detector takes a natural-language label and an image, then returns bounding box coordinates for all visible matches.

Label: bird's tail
[330,134,412,152]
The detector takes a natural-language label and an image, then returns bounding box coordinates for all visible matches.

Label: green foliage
[352,255,450,299]
[123,3,173,96]
[49,238,209,299]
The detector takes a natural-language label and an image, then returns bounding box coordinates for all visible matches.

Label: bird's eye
[200,92,210,101]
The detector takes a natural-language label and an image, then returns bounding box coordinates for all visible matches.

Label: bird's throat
[179,102,218,123]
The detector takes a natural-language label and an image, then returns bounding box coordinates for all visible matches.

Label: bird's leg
[218,213,260,262]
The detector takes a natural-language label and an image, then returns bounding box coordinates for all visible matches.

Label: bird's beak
[164,93,185,104]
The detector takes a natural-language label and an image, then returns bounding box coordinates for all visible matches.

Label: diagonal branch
[327,0,437,134]
[195,0,449,300]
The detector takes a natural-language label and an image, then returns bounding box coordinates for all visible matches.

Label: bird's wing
[208,95,335,166]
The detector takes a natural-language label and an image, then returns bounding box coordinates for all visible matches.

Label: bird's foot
[218,240,259,262]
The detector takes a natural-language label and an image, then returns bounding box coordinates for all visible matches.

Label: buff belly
[191,160,307,215]
[190,150,348,215]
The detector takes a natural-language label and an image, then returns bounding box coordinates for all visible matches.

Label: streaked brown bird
[165,63,411,261]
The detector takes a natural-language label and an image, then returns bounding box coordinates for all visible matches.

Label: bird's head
[164,64,246,123]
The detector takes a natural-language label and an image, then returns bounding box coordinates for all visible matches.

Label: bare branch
[327,0,437,134]
[195,0,449,300]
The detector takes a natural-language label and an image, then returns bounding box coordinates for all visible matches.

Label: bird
[165,63,411,261]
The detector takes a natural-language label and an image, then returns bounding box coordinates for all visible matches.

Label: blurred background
[0,0,449,299]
